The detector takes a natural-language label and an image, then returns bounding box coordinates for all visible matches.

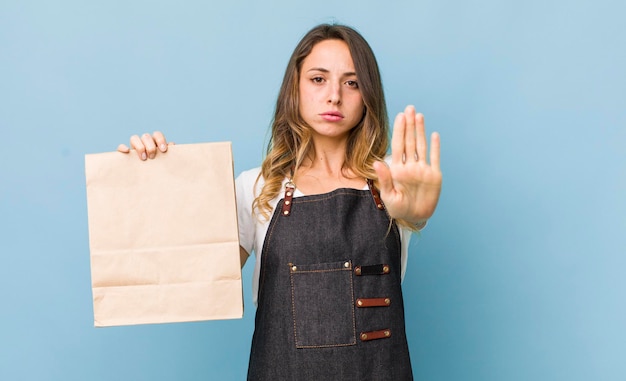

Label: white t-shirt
[235,167,414,306]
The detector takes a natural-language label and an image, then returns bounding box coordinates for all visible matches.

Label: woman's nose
[327,83,341,105]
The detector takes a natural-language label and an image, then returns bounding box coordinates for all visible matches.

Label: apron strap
[281,181,295,216]
[366,179,385,211]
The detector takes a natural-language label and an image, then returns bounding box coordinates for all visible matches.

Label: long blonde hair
[253,24,393,222]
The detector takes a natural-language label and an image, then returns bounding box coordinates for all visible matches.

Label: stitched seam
[296,342,356,349]
[292,191,369,205]
[258,201,283,296]
[291,268,351,274]
[290,268,298,348]
[391,222,401,248]
[349,261,357,345]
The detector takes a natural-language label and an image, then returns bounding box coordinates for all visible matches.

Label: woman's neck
[294,137,366,195]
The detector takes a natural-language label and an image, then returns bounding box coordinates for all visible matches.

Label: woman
[120,24,441,380]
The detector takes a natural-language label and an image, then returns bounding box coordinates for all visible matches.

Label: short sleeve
[235,169,257,256]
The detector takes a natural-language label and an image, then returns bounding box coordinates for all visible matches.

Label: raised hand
[373,105,442,226]
[117,131,173,160]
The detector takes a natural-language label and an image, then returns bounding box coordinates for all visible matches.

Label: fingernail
[141,152,147,160]
[160,144,167,151]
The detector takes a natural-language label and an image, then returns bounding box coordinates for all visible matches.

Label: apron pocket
[289,260,356,348]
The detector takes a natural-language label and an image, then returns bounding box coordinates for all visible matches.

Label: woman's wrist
[412,219,428,230]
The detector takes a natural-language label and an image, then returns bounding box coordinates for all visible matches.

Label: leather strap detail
[281,183,295,216]
[366,179,385,210]
[354,264,390,276]
[356,297,391,307]
[360,329,391,341]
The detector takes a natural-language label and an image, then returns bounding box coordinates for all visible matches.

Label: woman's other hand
[117,131,173,160]
[373,105,442,226]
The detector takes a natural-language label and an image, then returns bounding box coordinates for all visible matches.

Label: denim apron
[247,181,413,380]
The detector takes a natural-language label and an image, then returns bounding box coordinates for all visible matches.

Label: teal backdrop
[1,0,624,380]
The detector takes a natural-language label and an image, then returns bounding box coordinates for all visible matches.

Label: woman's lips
[320,111,344,122]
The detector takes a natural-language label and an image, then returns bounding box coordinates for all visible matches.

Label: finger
[373,160,394,195]
[141,133,158,159]
[130,135,147,160]
[416,113,427,163]
[153,131,168,152]
[391,112,405,164]
[117,143,130,153]
[404,105,417,162]
[430,132,441,170]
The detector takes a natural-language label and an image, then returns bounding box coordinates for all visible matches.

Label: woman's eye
[312,77,324,84]
[346,80,359,88]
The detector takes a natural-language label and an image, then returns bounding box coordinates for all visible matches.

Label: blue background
[1,0,624,380]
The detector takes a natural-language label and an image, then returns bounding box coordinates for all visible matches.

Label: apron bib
[247,183,413,380]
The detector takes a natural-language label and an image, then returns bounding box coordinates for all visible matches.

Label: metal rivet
[361,333,368,340]
[383,265,390,273]
[286,191,292,197]
[291,265,297,271]
[283,210,290,215]
[285,200,290,205]
[344,261,350,268]
[357,300,363,306]
[385,298,390,305]
[355,267,361,275]
[384,330,390,337]
[377,204,384,210]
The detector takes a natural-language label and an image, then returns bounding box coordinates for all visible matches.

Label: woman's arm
[240,246,250,268]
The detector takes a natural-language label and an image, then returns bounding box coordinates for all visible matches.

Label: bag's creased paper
[85,142,242,327]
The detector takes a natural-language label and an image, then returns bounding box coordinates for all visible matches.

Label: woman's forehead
[302,39,355,73]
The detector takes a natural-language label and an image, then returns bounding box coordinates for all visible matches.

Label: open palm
[373,105,442,226]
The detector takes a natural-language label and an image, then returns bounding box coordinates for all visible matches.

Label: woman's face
[298,39,365,141]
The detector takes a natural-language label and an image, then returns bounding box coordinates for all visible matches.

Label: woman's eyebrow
[306,67,357,76]
[306,67,329,73]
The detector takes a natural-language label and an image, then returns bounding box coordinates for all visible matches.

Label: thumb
[117,143,130,153]
[373,161,394,195]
